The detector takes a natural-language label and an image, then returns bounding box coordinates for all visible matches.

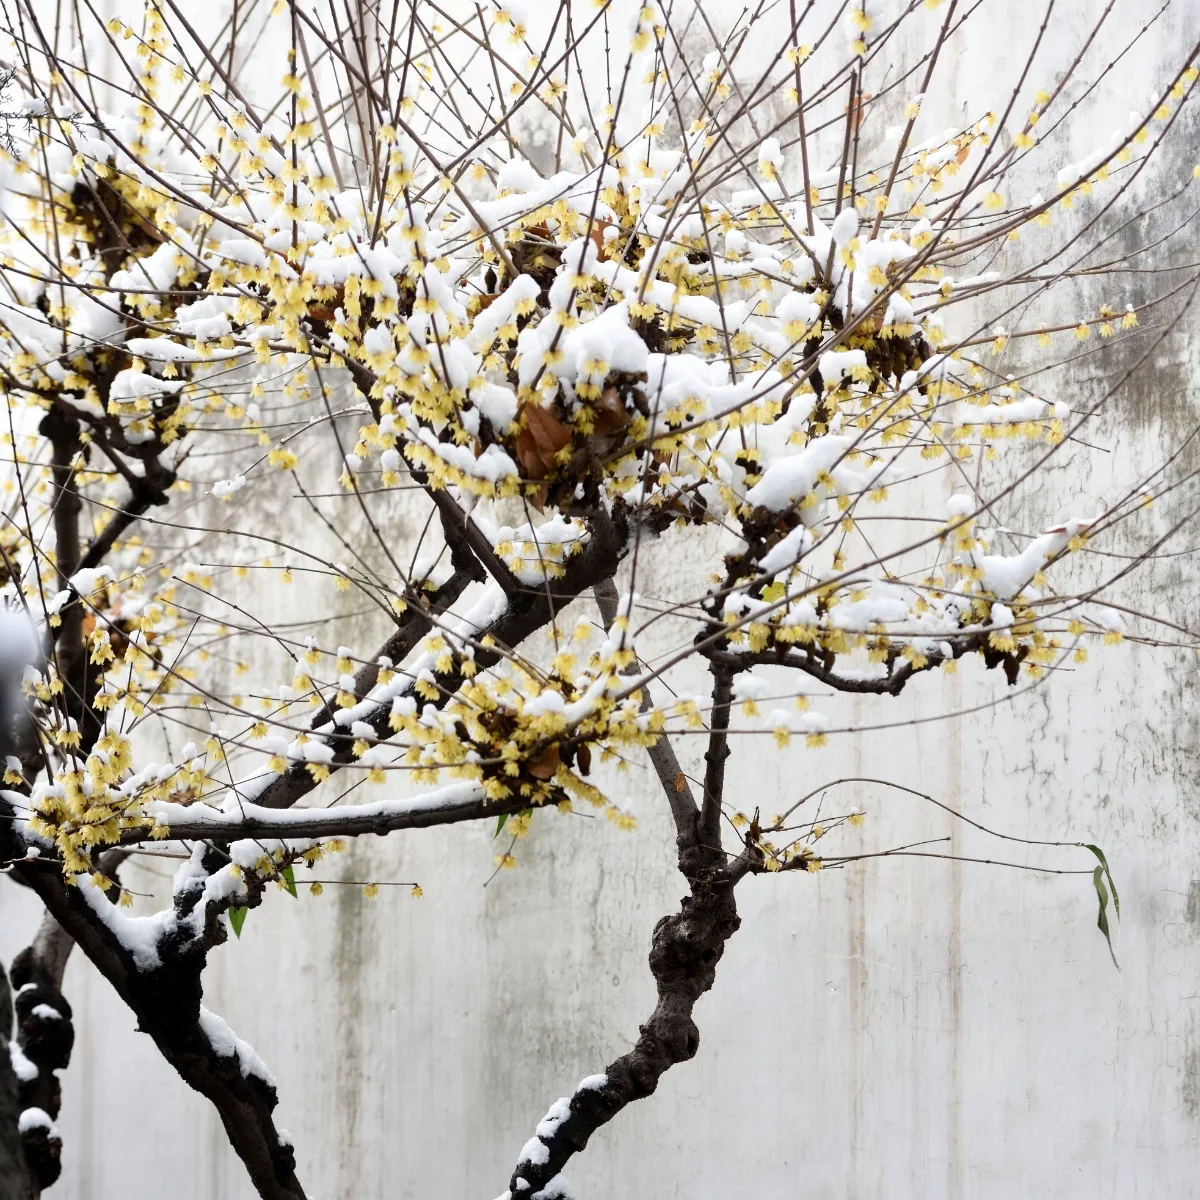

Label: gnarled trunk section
[505,862,740,1195]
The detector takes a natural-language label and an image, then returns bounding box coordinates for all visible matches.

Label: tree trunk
[0,963,33,1200]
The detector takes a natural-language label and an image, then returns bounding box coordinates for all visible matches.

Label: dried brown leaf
[527,743,561,780]
[592,386,631,436]
[516,402,572,478]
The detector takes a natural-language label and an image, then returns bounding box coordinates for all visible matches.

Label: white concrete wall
[3,1,1200,1197]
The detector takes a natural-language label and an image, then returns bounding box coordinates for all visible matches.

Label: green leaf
[282,865,298,898]
[1092,865,1119,970]
[229,906,248,939]
[1082,843,1119,918]
[495,813,508,836]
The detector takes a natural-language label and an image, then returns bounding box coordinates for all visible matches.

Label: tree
[0,0,1196,1195]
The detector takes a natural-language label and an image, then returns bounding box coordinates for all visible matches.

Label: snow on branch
[0,0,1193,1192]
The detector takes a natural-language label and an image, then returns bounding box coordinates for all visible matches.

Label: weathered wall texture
[3,1,1200,1196]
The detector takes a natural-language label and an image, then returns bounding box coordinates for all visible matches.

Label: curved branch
[500,657,742,1195]
[0,806,306,1200]
[704,629,1010,696]
[501,864,740,1196]
[6,849,129,1195]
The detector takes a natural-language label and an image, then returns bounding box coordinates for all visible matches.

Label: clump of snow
[18,1107,57,1136]
[69,565,113,596]
[820,348,867,383]
[731,671,770,704]
[535,1097,573,1140]
[1092,606,1126,634]
[9,1041,38,1082]
[197,1006,276,1086]
[125,337,238,363]
[763,709,830,738]
[212,476,247,498]
[744,434,852,513]
[757,137,784,176]
[532,1176,576,1200]
[758,525,813,574]
[518,1136,551,1166]
[109,369,184,404]
[831,208,859,247]
[966,517,1095,600]
[75,875,173,970]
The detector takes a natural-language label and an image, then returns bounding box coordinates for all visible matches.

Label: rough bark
[504,861,740,1195]
[9,923,73,1194]
[40,408,101,752]
[503,664,741,1194]
[1,835,307,1200]
[0,963,34,1200]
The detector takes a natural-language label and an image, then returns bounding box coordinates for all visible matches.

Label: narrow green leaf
[282,865,298,899]
[229,906,248,939]
[1082,844,1120,918]
[1092,865,1119,970]
[495,813,508,836]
